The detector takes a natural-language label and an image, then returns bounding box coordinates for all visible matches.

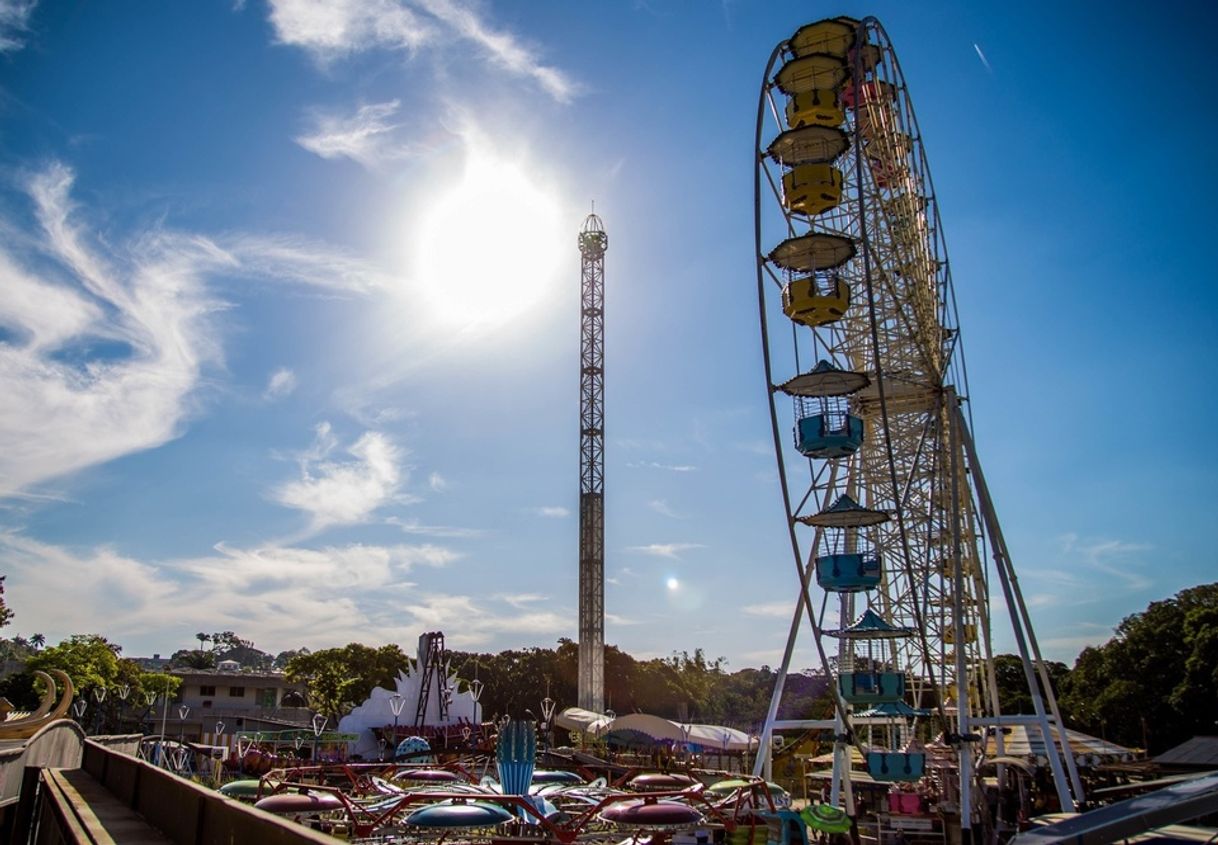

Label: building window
[200,685,216,696]
[229,686,245,697]
[257,688,277,708]
[202,700,212,708]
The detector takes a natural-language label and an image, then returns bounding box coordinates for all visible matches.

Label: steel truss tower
[578,212,607,713]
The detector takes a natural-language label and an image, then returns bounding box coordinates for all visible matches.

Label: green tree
[285,643,409,722]
[448,646,567,721]
[170,648,215,669]
[990,654,1070,715]
[205,632,271,669]
[27,634,123,695]
[0,576,12,629]
[1059,583,1218,753]
[274,647,309,670]
[12,635,180,730]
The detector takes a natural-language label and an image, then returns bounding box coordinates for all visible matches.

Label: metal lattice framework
[751,17,1083,830]
[578,212,607,713]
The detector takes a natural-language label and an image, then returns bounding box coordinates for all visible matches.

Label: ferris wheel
[749,16,1083,831]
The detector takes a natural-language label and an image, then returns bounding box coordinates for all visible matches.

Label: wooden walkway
[40,768,170,844]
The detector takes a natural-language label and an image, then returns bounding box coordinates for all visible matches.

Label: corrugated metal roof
[983,724,1137,762]
[1154,736,1218,768]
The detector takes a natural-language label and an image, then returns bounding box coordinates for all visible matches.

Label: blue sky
[0,0,1214,672]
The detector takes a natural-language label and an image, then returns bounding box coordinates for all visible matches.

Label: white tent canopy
[554,707,612,734]
[556,709,758,752]
[984,725,1138,766]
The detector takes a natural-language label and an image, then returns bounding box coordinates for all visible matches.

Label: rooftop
[1155,736,1218,770]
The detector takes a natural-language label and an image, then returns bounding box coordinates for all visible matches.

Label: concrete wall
[0,721,87,807]
[33,740,339,844]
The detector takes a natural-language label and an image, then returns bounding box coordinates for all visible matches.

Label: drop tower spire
[577,210,607,713]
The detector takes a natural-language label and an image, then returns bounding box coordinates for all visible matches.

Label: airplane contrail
[973,42,993,74]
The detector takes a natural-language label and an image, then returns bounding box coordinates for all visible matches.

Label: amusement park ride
[748,13,1081,838]
[578,213,608,716]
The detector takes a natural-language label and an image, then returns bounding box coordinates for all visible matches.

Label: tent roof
[984,724,1138,764]
[554,707,612,734]
[591,712,758,751]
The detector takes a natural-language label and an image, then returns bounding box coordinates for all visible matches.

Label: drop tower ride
[578,212,607,713]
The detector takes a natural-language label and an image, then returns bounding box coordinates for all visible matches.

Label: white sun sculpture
[339,652,480,758]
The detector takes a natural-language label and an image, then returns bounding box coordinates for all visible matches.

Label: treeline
[985,583,1218,754]
[445,640,831,730]
[1056,582,1217,754]
[0,579,1212,754]
[277,638,830,728]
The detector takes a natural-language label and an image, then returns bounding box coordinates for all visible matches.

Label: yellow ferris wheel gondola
[781,274,850,327]
[785,89,844,129]
[781,163,844,217]
[790,19,856,59]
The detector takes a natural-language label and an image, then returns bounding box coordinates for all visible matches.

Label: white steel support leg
[753,463,839,780]
[949,403,973,834]
[952,400,1078,812]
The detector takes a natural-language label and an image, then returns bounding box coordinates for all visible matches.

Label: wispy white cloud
[428,472,447,492]
[1057,533,1153,591]
[266,0,577,102]
[627,461,697,472]
[271,423,404,530]
[184,540,454,590]
[0,531,458,651]
[402,592,568,648]
[225,234,391,295]
[267,0,432,56]
[0,163,226,499]
[497,593,545,609]
[295,100,422,169]
[0,161,397,500]
[263,367,298,400]
[648,499,682,519]
[742,601,791,618]
[0,251,102,351]
[605,612,641,626]
[348,406,410,428]
[387,516,483,539]
[411,0,577,102]
[0,0,37,53]
[532,506,569,518]
[625,542,705,560]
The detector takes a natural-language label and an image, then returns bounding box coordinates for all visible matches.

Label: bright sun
[414,152,564,328]
[666,577,680,591]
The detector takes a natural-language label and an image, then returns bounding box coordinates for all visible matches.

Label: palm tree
[30,633,45,650]
[195,632,210,652]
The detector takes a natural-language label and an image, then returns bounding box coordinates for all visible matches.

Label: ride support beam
[952,398,1083,811]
